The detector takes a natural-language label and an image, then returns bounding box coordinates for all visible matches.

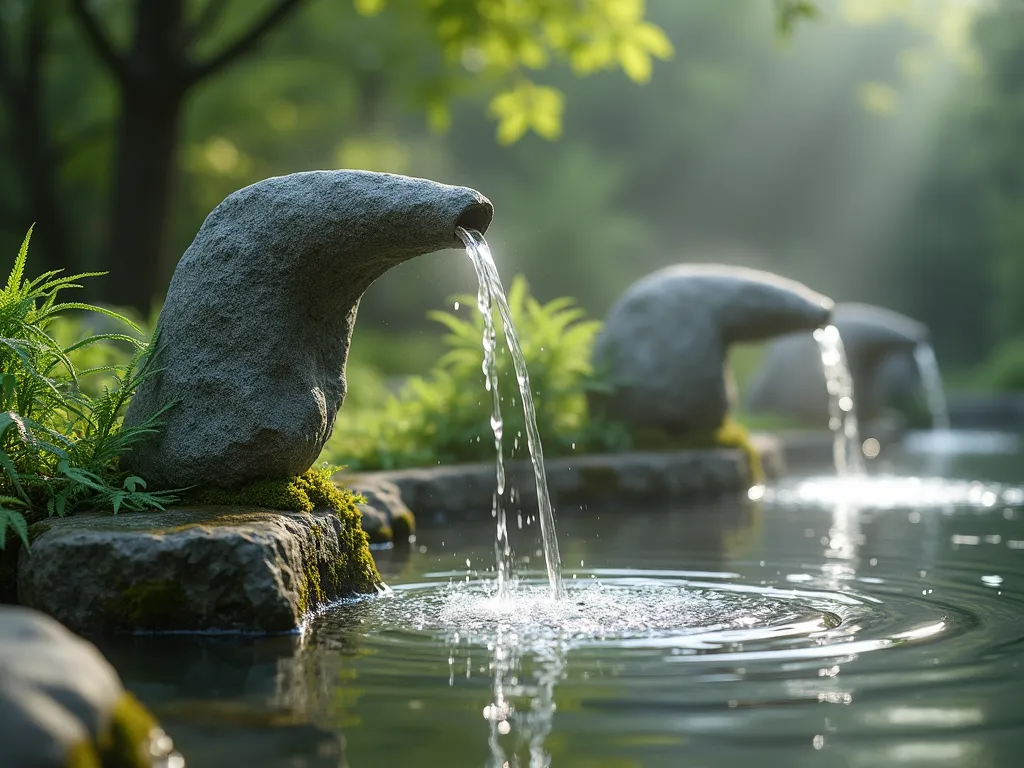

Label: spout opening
[454,202,493,241]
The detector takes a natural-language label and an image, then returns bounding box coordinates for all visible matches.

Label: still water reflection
[98,440,1024,767]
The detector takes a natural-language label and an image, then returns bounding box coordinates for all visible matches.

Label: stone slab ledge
[341,435,789,524]
[18,507,374,635]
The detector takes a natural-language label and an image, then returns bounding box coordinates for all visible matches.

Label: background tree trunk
[14,86,69,278]
[104,88,183,310]
[0,0,68,276]
[100,0,186,311]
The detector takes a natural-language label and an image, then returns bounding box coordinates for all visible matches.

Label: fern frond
[4,226,33,295]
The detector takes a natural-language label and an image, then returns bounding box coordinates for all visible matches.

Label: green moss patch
[630,418,765,483]
[63,692,163,768]
[98,692,162,768]
[187,467,364,513]
[188,467,380,600]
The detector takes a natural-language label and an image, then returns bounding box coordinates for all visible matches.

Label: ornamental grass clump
[0,228,177,548]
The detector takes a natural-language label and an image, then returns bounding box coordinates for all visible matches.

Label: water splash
[815,325,864,475]
[914,342,951,431]
[458,227,566,600]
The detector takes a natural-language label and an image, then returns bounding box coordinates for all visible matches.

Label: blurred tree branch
[188,0,230,44]
[68,0,129,84]
[187,0,305,85]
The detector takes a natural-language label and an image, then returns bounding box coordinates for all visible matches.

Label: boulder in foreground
[0,605,180,767]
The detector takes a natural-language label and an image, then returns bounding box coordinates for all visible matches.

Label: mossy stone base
[17,506,380,634]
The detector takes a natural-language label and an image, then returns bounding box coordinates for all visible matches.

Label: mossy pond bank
[87,438,1024,767]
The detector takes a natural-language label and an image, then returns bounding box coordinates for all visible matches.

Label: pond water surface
[97,436,1024,767]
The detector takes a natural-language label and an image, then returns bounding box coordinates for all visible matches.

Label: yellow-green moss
[64,740,101,768]
[98,693,162,768]
[187,468,380,600]
[113,580,190,630]
[298,552,325,615]
[390,508,415,540]
[630,418,765,484]
[64,692,163,768]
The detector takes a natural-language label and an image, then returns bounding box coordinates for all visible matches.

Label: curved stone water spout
[124,170,492,489]
[590,265,833,434]
[746,303,927,426]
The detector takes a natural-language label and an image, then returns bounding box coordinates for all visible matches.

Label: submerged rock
[18,506,378,633]
[0,606,179,767]
[747,302,928,426]
[124,170,492,490]
[590,265,832,435]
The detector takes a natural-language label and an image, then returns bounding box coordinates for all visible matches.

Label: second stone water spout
[124,170,493,490]
[590,265,834,437]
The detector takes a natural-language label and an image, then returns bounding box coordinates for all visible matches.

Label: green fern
[321,274,629,470]
[0,228,176,548]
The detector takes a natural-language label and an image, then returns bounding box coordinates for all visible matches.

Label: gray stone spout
[591,265,833,435]
[123,170,493,490]
[747,303,928,426]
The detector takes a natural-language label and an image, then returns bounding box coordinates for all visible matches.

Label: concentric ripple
[371,574,845,648]
[342,565,964,664]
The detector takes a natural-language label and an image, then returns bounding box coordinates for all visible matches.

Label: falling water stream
[458,227,566,600]
[464,231,514,599]
[914,342,951,430]
[815,325,864,475]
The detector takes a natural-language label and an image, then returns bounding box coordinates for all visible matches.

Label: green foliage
[0,230,176,548]
[322,275,629,470]
[353,0,674,144]
[980,339,1024,392]
[774,0,819,35]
